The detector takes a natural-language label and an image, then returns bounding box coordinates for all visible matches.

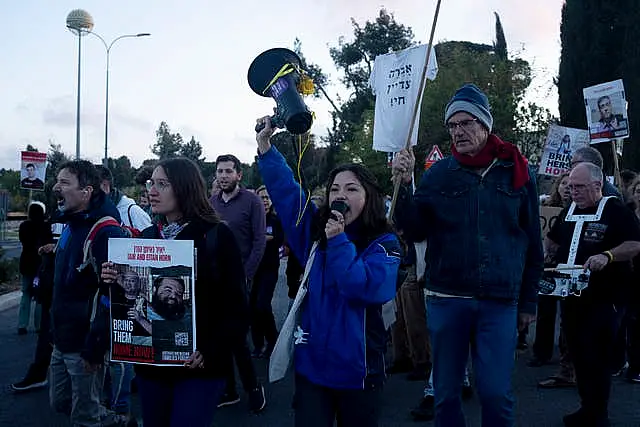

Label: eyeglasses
[446,118,478,133]
[568,184,588,192]
[146,179,171,192]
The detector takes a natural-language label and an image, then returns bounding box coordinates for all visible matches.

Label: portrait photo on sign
[108,237,196,366]
[110,264,153,348]
[149,268,193,363]
[538,125,589,177]
[583,79,629,143]
[19,151,47,191]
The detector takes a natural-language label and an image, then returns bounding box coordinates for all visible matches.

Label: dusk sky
[1,0,563,170]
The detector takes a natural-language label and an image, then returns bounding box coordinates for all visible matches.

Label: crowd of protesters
[6,83,640,427]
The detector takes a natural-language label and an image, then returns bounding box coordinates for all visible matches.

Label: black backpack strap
[127,203,135,228]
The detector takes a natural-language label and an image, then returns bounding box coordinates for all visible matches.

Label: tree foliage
[494,12,508,61]
[326,10,535,186]
[105,156,135,190]
[152,122,184,159]
[513,103,557,164]
[179,136,204,165]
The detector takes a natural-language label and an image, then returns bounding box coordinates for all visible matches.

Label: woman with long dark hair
[17,201,51,334]
[250,185,284,358]
[256,117,401,426]
[101,157,248,427]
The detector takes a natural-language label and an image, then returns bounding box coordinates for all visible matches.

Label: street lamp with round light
[66,9,94,160]
[86,31,151,166]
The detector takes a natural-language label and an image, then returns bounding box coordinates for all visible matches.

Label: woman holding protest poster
[255,116,401,427]
[102,157,248,427]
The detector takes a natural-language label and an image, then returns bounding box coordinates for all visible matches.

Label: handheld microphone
[330,200,348,221]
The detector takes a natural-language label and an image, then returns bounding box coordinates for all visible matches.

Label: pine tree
[494,12,508,61]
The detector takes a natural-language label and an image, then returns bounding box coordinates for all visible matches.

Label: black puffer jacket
[135,219,249,380]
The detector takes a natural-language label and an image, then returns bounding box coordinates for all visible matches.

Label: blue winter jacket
[51,192,126,363]
[258,146,401,390]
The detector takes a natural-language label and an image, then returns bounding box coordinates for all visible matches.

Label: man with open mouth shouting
[49,160,129,427]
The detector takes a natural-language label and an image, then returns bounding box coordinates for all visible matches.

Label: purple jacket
[210,188,266,280]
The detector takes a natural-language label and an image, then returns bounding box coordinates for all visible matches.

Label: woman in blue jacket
[256,116,402,427]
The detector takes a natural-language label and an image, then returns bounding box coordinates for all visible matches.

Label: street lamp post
[88,32,151,167]
[66,10,94,160]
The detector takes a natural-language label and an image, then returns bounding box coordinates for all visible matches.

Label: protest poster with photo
[583,79,629,143]
[537,124,589,177]
[20,151,47,191]
[108,238,196,366]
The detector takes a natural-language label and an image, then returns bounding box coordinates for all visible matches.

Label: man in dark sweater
[210,155,266,282]
[210,154,266,410]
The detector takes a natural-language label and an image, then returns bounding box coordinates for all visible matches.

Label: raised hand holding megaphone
[248,48,314,135]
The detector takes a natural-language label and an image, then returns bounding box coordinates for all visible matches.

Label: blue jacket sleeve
[258,146,315,265]
[325,233,401,305]
[519,168,544,315]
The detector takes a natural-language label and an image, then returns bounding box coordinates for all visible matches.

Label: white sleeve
[128,204,152,230]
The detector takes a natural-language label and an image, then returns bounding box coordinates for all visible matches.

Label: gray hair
[572,147,604,169]
[580,162,604,183]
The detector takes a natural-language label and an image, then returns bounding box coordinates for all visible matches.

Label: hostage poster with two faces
[108,238,196,366]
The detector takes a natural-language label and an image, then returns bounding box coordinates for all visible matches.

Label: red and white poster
[20,151,47,191]
[108,238,196,366]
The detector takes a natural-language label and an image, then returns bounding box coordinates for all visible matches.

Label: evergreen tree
[558,0,640,170]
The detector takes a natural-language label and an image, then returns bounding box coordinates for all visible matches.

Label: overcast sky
[1,0,563,170]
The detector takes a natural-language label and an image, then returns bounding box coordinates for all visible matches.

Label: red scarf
[451,134,530,189]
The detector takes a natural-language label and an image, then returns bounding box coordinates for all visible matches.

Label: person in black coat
[102,157,261,427]
[17,201,52,334]
[251,186,284,358]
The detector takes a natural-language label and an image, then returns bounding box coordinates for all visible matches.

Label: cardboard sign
[539,206,563,240]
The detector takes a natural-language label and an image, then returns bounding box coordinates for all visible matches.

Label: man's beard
[222,181,238,194]
[152,297,186,320]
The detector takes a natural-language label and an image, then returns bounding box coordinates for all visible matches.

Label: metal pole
[103,50,110,167]
[75,34,82,159]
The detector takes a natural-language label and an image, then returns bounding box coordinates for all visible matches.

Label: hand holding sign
[392,149,415,185]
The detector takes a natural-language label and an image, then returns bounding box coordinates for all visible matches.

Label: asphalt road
[1,262,640,426]
[0,240,21,260]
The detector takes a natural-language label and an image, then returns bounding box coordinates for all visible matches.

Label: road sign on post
[424,145,443,170]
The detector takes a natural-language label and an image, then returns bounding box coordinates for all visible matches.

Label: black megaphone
[248,48,313,135]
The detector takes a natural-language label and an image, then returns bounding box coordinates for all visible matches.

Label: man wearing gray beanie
[392,84,543,427]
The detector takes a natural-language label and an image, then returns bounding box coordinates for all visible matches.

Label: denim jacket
[395,155,543,314]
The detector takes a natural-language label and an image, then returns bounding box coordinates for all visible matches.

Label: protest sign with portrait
[20,151,47,191]
[108,238,196,366]
[537,125,589,177]
[583,79,629,143]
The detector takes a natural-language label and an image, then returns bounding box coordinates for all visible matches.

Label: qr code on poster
[175,332,189,347]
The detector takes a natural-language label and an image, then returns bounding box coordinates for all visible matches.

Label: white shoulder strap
[300,242,319,291]
[565,196,612,265]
